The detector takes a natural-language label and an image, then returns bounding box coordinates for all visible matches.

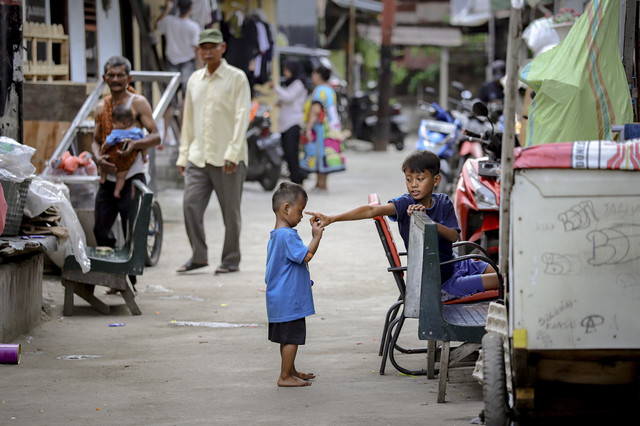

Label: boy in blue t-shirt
[266,182,323,387]
[306,150,499,300]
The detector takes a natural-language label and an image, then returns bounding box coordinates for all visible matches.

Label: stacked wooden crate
[23,22,69,82]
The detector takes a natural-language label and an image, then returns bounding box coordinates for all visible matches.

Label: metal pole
[374,0,397,152]
[439,48,449,110]
[0,0,23,144]
[348,0,356,98]
[498,2,523,290]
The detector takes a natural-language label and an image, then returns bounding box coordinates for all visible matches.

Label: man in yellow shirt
[176,28,251,274]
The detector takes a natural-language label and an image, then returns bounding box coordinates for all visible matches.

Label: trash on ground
[169,320,259,328]
[158,295,204,302]
[56,355,102,360]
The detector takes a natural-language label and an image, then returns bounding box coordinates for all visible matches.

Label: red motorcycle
[454,102,503,262]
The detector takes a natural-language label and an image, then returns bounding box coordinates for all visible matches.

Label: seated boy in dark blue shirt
[306,150,499,300]
[266,182,324,387]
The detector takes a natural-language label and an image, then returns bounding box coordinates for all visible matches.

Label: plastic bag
[0,136,36,182]
[522,17,560,56]
[520,0,633,147]
[24,177,91,273]
[48,151,98,209]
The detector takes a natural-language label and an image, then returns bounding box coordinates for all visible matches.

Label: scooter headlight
[468,167,498,210]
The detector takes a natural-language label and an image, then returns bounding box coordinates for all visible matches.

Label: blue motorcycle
[415,101,463,195]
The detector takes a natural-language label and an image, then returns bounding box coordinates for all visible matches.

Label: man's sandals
[176,260,209,273]
[214,266,239,275]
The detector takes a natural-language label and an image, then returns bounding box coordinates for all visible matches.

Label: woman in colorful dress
[301,65,346,191]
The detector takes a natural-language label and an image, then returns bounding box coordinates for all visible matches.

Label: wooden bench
[407,211,503,403]
[61,180,153,316]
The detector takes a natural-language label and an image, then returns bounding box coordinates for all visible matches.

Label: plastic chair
[369,194,430,375]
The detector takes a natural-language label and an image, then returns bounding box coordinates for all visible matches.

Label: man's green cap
[198,29,223,45]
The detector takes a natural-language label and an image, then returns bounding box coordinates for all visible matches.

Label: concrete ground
[1,140,487,425]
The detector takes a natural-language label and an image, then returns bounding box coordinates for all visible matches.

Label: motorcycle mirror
[425,87,437,96]
[472,100,489,118]
[451,81,465,92]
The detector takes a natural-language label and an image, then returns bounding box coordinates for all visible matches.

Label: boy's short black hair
[272,182,308,212]
[112,105,134,127]
[402,150,440,177]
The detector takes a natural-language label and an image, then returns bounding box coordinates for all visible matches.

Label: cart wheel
[145,200,163,266]
[482,332,509,426]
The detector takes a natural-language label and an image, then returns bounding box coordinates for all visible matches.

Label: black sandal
[177,260,209,273]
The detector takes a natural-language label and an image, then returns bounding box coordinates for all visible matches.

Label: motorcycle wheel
[259,160,281,191]
[145,200,163,267]
[391,130,405,151]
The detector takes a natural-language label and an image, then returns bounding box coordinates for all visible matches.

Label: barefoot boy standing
[266,182,324,387]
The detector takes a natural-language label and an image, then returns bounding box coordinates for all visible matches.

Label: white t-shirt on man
[156,15,200,65]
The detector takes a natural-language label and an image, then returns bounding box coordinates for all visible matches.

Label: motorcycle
[454,101,505,263]
[349,85,407,151]
[415,96,464,195]
[245,101,283,191]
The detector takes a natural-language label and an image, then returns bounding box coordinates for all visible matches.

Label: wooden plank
[73,282,110,314]
[121,285,142,315]
[62,269,128,291]
[23,121,70,173]
[536,358,639,385]
[427,340,437,379]
[447,366,477,383]
[24,82,87,121]
[449,343,480,366]
[62,280,75,316]
[437,341,450,403]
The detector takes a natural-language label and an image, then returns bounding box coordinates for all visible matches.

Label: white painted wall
[96,0,123,78]
[67,0,86,82]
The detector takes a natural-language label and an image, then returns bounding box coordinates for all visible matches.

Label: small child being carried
[266,182,323,387]
[99,105,147,198]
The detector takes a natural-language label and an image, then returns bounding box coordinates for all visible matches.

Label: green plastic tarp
[519,0,633,147]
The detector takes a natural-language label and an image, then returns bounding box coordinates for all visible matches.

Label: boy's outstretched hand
[310,216,325,238]
[306,211,331,228]
[407,204,426,215]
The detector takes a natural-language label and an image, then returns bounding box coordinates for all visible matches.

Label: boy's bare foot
[294,371,316,380]
[277,376,312,387]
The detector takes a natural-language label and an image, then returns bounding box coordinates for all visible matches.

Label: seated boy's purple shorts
[441,259,489,301]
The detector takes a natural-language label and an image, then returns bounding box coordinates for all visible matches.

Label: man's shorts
[268,317,306,345]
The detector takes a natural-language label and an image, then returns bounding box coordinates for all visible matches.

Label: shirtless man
[92,56,160,251]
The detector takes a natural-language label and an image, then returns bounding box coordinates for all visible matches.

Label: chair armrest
[452,241,489,257]
[440,254,505,301]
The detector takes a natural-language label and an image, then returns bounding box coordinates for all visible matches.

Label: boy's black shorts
[268,318,306,345]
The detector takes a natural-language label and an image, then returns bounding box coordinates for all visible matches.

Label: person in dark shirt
[478,59,505,104]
